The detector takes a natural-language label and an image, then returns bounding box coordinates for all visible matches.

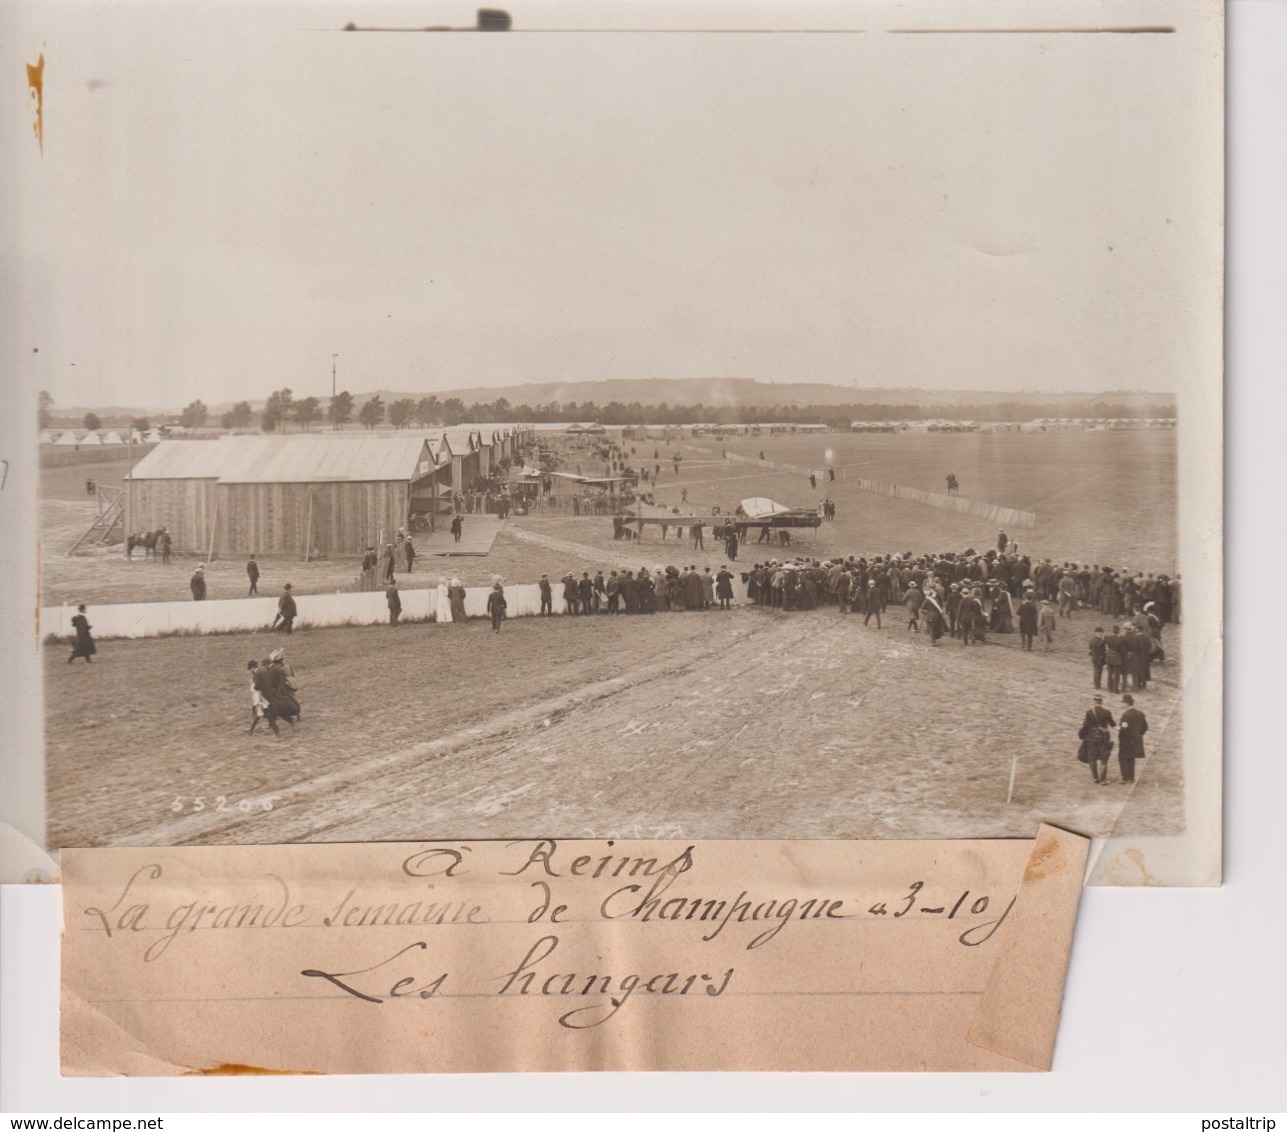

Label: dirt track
[46,602,1181,848]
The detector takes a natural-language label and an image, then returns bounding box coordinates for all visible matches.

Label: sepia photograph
[13,0,1222,880]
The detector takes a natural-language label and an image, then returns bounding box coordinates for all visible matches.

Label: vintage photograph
[17,0,1222,877]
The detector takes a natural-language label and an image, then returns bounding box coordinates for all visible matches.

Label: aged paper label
[61,826,1086,1074]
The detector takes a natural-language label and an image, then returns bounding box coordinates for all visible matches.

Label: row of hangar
[123,425,535,558]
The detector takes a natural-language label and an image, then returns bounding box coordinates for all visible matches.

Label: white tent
[38,429,54,444]
[80,430,103,445]
[101,430,125,445]
[143,429,163,443]
[54,431,80,446]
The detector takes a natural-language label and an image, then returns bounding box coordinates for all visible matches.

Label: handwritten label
[61,829,1086,1074]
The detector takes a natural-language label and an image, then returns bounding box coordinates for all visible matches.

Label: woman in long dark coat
[69,605,96,663]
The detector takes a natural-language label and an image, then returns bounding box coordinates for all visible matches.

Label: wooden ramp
[419,515,504,557]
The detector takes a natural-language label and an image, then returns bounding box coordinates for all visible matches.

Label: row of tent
[849,417,1177,430]
[40,428,163,446]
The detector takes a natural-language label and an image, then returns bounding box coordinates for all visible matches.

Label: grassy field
[42,427,1183,851]
[41,430,1177,607]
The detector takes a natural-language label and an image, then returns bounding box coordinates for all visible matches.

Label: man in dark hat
[246,554,260,596]
[386,580,402,627]
[247,660,280,736]
[190,564,207,601]
[946,582,963,638]
[1078,694,1116,785]
[1089,627,1108,689]
[861,579,882,628]
[1105,624,1127,692]
[538,574,553,616]
[1018,592,1039,650]
[275,583,297,634]
[487,583,507,632]
[1117,695,1148,783]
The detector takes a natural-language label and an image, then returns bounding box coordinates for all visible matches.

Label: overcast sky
[12,0,1221,409]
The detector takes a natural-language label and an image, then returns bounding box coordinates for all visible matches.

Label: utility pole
[332,353,339,430]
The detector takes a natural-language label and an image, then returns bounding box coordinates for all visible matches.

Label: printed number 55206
[170,794,281,814]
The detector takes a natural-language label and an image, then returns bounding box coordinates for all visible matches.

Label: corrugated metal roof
[129,435,434,484]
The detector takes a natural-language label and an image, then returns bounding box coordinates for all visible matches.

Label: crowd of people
[359,531,418,590]
[535,564,738,617]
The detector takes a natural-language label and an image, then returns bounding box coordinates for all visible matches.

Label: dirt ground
[41,430,1178,607]
[41,428,1184,849]
[45,601,1182,849]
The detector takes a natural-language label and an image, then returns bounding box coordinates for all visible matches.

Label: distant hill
[361,379,1175,412]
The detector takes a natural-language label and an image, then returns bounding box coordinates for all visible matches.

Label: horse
[125,530,158,559]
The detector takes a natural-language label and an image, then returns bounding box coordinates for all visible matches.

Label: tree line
[40,387,1177,435]
[232,391,1178,431]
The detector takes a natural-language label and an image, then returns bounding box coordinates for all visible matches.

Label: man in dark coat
[715,567,734,610]
[275,584,297,634]
[1089,627,1108,689]
[682,566,704,610]
[190,565,207,601]
[946,583,963,637]
[386,582,402,626]
[248,660,280,736]
[538,574,553,616]
[1104,625,1127,692]
[861,579,882,628]
[920,593,946,644]
[450,515,464,543]
[487,583,507,632]
[578,572,594,613]
[1018,593,1039,650]
[1126,624,1152,690]
[263,652,300,723]
[563,573,579,615]
[960,589,986,646]
[402,538,415,574]
[1117,695,1148,783]
[904,581,924,632]
[1078,694,1117,785]
[246,555,260,596]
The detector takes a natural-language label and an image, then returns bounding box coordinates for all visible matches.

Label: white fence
[42,580,758,641]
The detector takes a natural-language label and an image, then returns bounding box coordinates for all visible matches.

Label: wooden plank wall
[216,481,411,556]
[128,479,217,554]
